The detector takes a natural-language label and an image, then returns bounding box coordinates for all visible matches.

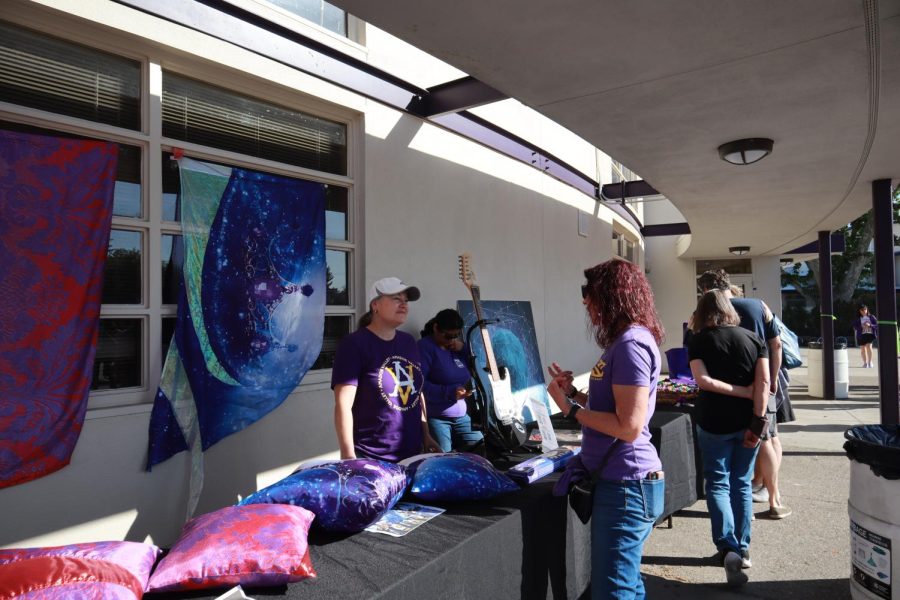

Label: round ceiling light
[718,138,774,165]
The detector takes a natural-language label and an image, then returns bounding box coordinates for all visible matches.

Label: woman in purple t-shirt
[331,277,441,462]
[547,260,665,600]
[853,304,877,368]
[418,309,484,452]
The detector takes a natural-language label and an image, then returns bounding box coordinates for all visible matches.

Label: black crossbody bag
[568,439,620,524]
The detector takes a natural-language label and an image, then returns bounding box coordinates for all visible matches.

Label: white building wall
[750,256,784,316]
[643,201,696,367]
[644,200,785,372]
[0,0,627,548]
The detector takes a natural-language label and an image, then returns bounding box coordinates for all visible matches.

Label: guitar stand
[464,321,522,460]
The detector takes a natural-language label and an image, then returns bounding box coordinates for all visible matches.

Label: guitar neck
[469,285,502,382]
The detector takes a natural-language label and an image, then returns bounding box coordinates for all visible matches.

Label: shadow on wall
[0,389,337,548]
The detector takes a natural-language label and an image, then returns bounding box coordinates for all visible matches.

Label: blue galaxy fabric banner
[147,158,326,484]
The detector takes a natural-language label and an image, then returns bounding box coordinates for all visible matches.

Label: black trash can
[845,425,900,599]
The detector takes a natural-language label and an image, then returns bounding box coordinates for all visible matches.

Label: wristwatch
[566,404,582,421]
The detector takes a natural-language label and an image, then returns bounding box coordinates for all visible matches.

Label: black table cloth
[655,403,705,499]
[647,410,699,522]
[146,412,700,600]
[551,411,698,524]
[146,462,591,600]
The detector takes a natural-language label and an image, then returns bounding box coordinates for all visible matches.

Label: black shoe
[724,551,749,586]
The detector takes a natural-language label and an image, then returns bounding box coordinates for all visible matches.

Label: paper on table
[365,502,445,537]
[529,397,558,451]
[215,586,254,600]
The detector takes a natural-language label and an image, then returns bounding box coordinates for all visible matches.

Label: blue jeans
[591,478,665,600]
[696,426,759,555]
[428,414,483,452]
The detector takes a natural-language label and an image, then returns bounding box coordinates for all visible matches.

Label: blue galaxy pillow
[407,452,521,502]
[238,459,406,533]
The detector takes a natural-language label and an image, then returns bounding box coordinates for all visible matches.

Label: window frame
[0,24,364,409]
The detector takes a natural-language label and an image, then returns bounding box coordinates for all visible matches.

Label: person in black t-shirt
[688,290,770,587]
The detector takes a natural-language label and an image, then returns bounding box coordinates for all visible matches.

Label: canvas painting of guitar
[457,254,524,432]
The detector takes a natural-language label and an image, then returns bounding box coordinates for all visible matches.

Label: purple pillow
[239,458,406,533]
[147,504,315,593]
[0,541,160,599]
[407,452,521,502]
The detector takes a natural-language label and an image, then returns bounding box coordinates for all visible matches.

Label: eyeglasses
[581,284,589,299]
[439,330,461,341]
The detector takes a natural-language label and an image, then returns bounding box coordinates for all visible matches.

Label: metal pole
[818,231,835,399]
[872,178,899,425]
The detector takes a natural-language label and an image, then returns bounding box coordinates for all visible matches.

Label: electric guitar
[458,253,521,429]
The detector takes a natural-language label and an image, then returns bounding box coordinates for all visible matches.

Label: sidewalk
[640,349,884,599]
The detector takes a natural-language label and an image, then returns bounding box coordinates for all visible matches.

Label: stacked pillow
[146,503,315,593]
[404,452,521,502]
[239,458,407,533]
[0,541,160,599]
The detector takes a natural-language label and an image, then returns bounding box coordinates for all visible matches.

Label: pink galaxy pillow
[0,540,161,599]
[146,503,316,593]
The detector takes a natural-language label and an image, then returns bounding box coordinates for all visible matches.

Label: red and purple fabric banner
[0,129,118,488]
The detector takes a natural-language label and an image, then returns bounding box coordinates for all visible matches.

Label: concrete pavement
[639,349,885,599]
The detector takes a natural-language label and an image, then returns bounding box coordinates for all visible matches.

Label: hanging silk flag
[0,129,118,488]
[147,158,326,506]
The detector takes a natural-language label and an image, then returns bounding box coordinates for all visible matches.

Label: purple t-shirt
[331,328,424,461]
[581,326,663,480]
[417,336,470,418]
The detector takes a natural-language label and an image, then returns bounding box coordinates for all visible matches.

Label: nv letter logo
[386,360,418,406]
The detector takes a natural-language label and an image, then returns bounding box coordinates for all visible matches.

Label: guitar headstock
[458,253,477,290]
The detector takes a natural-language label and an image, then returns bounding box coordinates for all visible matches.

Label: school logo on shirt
[590,359,606,380]
[378,355,423,411]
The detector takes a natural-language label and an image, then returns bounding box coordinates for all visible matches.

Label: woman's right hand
[547,362,575,413]
[548,362,575,394]
[455,386,473,399]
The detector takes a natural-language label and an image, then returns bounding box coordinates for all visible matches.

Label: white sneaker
[724,551,749,586]
[752,484,769,503]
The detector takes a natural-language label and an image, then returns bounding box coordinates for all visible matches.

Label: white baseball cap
[366,277,421,307]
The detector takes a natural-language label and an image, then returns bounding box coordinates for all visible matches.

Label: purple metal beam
[641,223,691,237]
[111,0,643,232]
[115,0,425,109]
[600,180,661,201]
[784,232,845,255]
[872,179,899,425]
[409,76,507,118]
[818,230,835,399]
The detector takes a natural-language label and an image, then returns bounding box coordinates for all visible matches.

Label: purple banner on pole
[147,158,326,470]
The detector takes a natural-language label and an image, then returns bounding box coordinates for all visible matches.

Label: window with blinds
[162,72,347,175]
[265,0,347,37]
[0,22,141,130]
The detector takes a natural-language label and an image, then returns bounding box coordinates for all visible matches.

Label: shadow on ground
[642,573,851,600]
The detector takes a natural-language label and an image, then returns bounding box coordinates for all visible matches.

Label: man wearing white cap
[331,277,441,461]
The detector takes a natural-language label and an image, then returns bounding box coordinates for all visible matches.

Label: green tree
[782,186,900,337]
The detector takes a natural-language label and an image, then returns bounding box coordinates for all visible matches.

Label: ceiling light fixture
[717,138,774,165]
[729,246,751,256]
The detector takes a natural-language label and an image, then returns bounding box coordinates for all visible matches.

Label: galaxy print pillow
[239,458,407,533]
[407,452,521,502]
[0,540,160,599]
[147,503,315,593]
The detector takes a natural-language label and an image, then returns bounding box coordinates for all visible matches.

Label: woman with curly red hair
[547,259,665,599]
